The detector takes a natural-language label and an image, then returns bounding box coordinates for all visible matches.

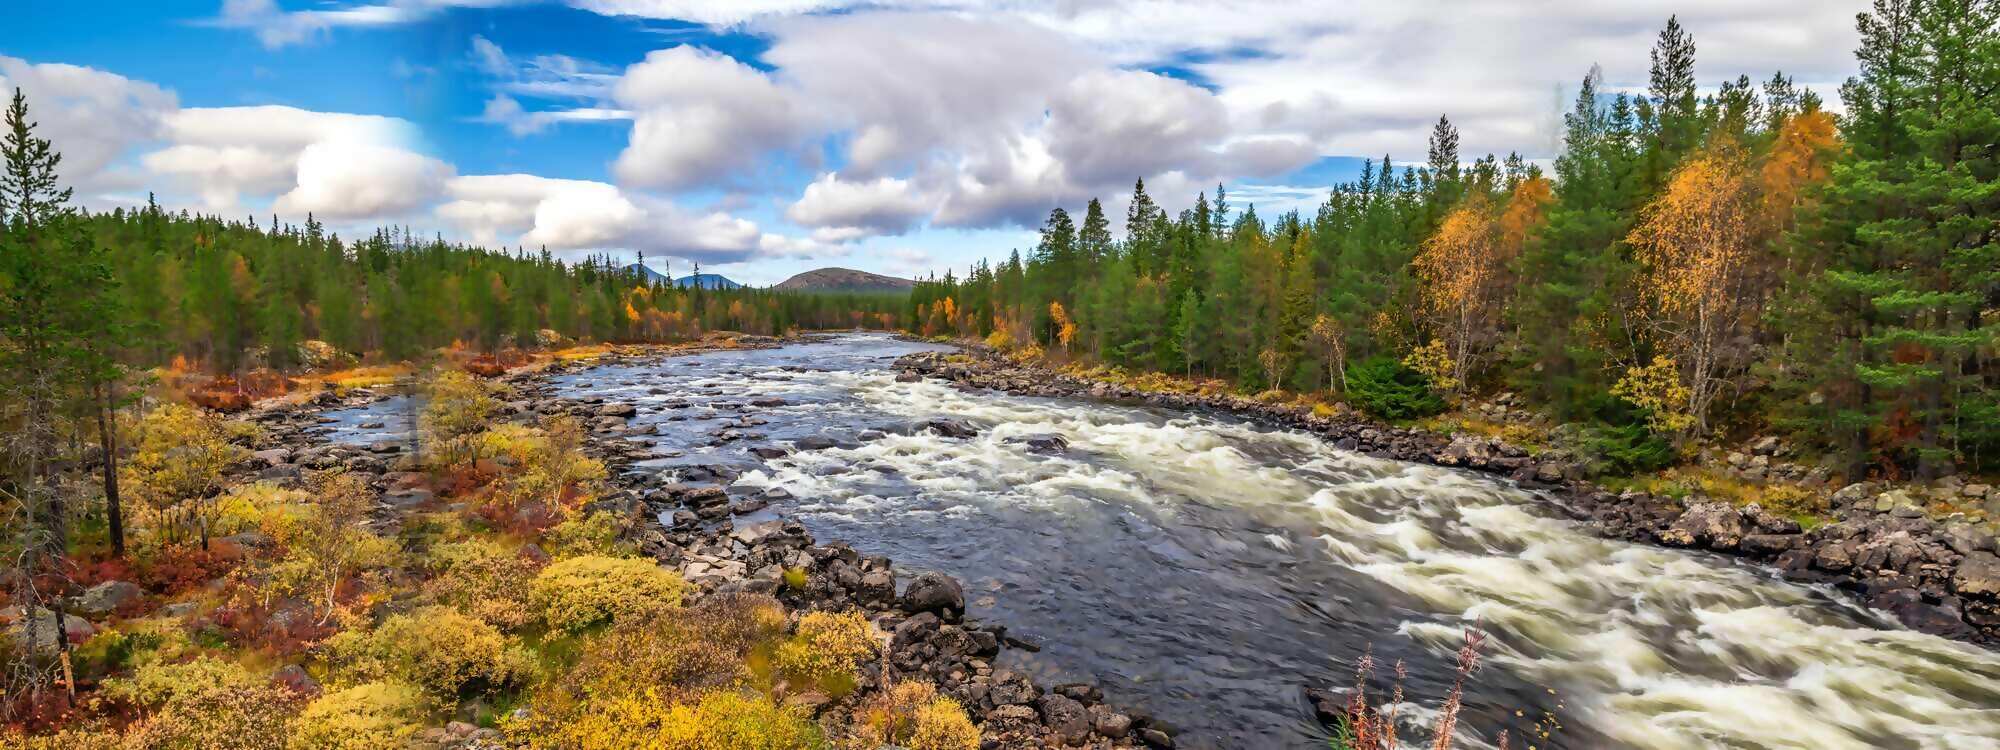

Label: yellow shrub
[289,682,434,750]
[103,656,259,708]
[326,606,525,696]
[1611,356,1694,434]
[423,539,540,630]
[511,595,790,744]
[0,728,126,750]
[212,481,308,537]
[531,556,685,632]
[99,657,297,750]
[545,511,632,559]
[121,403,247,546]
[854,680,979,750]
[527,689,821,750]
[773,611,875,695]
[125,682,298,750]
[421,369,498,471]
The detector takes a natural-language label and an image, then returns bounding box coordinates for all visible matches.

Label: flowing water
[324,333,2000,749]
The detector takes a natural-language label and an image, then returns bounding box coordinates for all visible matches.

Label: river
[322,333,2000,749]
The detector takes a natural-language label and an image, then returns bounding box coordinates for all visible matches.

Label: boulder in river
[901,571,965,618]
[923,419,979,439]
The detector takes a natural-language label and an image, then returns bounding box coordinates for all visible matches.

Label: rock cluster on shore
[895,348,2000,646]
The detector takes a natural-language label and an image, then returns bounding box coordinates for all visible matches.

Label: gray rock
[72,580,142,617]
[901,571,964,617]
[1038,694,1090,743]
[1953,551,2000,598]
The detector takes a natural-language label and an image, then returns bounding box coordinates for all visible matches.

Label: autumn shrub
[495,416,605,519]
[421,369,498,471]
[99,657,299,750]
[511,594,790,744]
[122,681,299,750]
[422,538,540,630]
[257,471,399,625]
[289,682,434,750]
[517,689,821,750]
[530,555,685,632]
[853,680,979,750]
[544,510,631,559]
[102,656,260,708]
[0,727,126,750]
[773,611,875,695]
[325,606,526,696]
[121,403,248,547]
[1345,357,1448,421]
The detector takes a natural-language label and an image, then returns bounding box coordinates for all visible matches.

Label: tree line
[0,84,904,565]
[909,4,1998,478]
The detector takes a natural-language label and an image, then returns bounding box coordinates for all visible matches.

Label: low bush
[530,556,685,633]
[511,595,790,743]
[853,680,979,750]
[289,682,434,750]
[100,657,299,750]
[102,656,259,709]
[532,689,822,750]
[1344,357,1448,421]
[773,611,875,695]
[544,511,631,559]
[422,539,540,630]
[325,606,525,697]
[1570,394,1679,476]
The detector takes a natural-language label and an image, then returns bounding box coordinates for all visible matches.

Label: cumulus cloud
[438,174,821,263]
[612,46,809,190]
[760,11,1093,176]
[142,105,426,213]
[0,57,176,199]
[275,141,453,219]
[785,173,934,240]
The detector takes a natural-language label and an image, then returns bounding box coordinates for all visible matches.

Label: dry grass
[1333,628,1518,750]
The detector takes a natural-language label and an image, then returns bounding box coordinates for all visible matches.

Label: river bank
[235,336,1176,749]
[893,345,2000,648]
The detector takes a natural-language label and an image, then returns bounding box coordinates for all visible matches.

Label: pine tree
[1785,0,2000,475]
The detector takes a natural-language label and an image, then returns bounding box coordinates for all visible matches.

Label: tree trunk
[96,380,125,557]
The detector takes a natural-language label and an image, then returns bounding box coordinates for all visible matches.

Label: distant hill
[674,273,742,290]
[774,267,916,293]
[623,264,742,290]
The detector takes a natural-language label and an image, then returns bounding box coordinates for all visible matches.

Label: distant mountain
[773,267,916,293]
[622,264,742,290]
[674,273,742,290]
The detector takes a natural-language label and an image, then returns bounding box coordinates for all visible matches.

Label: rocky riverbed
[239,339,1174,749]
[260,334,2000,749]
[894,346,2000,647]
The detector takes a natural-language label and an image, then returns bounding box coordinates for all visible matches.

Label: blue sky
[1,1,1862,285]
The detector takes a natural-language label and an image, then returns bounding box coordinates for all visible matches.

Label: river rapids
[324,334,2000,749]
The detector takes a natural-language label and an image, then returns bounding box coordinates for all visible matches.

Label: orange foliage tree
[1048,301,1076,354]
[1625,152,1755,435]
[1411,200,1498,394]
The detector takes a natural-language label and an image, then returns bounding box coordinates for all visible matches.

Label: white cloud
[785,173,934,240]
[213,0,523,48]
[275,141,453,219]
[437,173,820,263]
[1044,68,1231,186]
[0,57,177,199]
[142,105,425,213]
[612,46,809,189]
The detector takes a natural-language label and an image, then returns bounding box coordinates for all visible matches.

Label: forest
[0,1,1995,748]
[907,9,1998,479]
